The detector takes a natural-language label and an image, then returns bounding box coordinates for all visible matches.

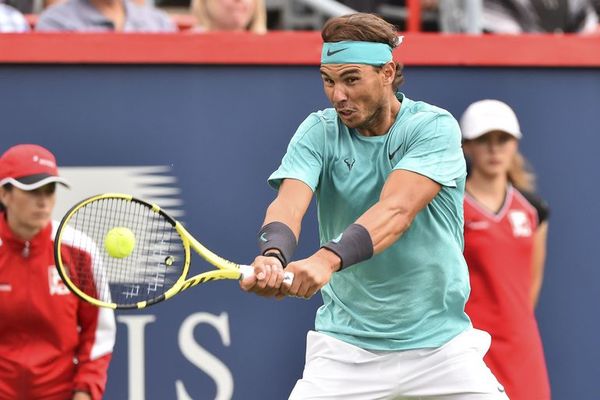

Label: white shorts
[289,328,509,400]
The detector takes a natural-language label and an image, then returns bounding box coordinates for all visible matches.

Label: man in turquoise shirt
[241,12,508,400]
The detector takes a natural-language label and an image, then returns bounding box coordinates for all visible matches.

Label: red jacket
[0,213,116,400]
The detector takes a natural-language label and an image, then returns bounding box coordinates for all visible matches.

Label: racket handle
[239,264,294,285]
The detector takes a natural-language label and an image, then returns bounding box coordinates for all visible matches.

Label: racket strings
[59,198,186,306]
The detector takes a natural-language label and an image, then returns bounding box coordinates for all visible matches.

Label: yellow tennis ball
[104,227,136,259]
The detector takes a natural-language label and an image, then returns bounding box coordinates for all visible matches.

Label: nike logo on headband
[326,48,348,56]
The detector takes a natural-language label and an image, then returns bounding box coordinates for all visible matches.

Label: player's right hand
[239,255,287,298]
[280,248,340,299]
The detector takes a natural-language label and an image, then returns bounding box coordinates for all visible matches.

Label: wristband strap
[321,224,373,270]
[258,221,297,267]
[263,251,286,267]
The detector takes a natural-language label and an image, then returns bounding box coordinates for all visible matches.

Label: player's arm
[263,178,313,240]
[282,169,441,298]
[240,178,313,296]
[530,221,549,308]
[355,169,441,252]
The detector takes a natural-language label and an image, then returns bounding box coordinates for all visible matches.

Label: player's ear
[380,62,396,86]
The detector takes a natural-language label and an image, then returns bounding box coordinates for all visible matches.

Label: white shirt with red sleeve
[0,213,116,400]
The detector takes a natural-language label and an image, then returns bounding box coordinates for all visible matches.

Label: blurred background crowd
[1,0,600,34]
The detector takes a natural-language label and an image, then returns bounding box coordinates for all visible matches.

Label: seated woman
[190,0,266,33]
[36,0,176,31]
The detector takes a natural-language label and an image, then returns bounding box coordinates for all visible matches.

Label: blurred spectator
[337,0,377,12]
[483,0,599,33]
[339,0,441,31]
[460,100,551,400]
[5,0,63,17]
[190,0,266,33]
[36,0,176,31]
[0,2,29,31]
[0,144,116,400]
[340,0,439,12]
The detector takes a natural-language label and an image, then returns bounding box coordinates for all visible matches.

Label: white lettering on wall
[117,315,156,400]
[176,312,234,400]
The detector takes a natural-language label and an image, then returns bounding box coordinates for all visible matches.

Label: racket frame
[54,193,255,309]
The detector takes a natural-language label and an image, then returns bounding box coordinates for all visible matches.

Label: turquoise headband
[321,41,394,65]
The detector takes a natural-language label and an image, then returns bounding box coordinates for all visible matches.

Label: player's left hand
[280,249,340,299]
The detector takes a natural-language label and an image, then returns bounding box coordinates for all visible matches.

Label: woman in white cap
[460,100,551,400]
[0,144,116,400]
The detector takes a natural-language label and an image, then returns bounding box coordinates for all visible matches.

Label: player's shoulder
[402,95,455,121]
[312,108,339,124]
[297,108,339,134]
[397,95,460,138]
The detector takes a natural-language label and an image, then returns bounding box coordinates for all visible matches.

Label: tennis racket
[54,193,293,309]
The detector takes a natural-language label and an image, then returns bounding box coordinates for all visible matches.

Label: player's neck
[357,94,401,137]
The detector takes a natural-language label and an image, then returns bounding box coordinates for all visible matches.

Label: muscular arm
[283,169,442,299]
[240,179,313,295]
[530,221,549,308]
[262,178,313,241]
[356,169,441,254]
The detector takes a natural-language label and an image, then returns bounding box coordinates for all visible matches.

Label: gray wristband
[321,224,373,270]
[258,221,297,267]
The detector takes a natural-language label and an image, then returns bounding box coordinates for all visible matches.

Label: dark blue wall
[0,65,598,400]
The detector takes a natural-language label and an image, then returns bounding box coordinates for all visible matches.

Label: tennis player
[0,144,116,400]
[241,13,508,399]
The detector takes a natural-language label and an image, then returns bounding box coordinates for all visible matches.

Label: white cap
[460,99,522,140]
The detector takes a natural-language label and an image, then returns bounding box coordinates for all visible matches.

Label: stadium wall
[0,33,599,400]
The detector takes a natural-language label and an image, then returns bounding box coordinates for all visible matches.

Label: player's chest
[323,136,393,192]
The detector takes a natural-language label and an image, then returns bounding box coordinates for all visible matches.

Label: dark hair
[321,13,404,90]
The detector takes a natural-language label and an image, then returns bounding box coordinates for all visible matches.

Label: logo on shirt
[48,267,70,296]
[508,210,532,237]
[343,158,355,171]
[0,283,12,293]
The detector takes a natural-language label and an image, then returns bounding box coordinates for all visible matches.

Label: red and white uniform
[464,186,550,400]
[0,213,116,400]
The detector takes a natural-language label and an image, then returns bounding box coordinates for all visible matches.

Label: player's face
[206,0,255,31]
[0,184,56,238]
[320,64,391,133]
[464,131,518,178]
